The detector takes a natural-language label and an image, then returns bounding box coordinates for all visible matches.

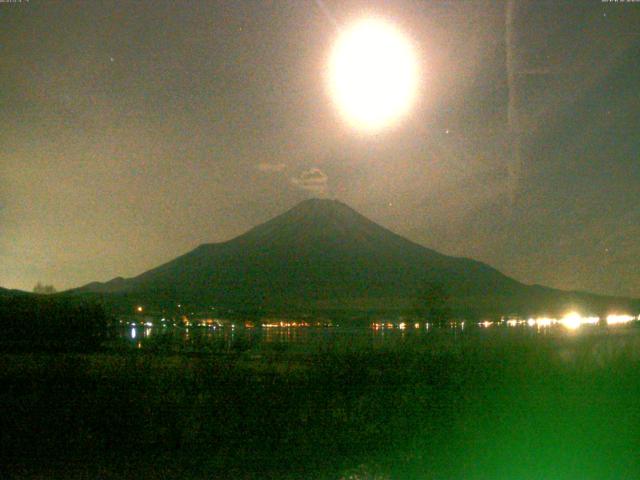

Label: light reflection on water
[121,315,639,351]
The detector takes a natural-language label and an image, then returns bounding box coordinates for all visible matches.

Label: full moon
[328,18,419,132]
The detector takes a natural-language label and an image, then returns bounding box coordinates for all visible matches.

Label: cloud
[257,162,286,172]
[291,168,328,195]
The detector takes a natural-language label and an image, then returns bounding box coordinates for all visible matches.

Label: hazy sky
[1,0,639,297]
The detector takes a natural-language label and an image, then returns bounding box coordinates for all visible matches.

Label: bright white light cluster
[529,317,556,328]
[479,312,638,330]
[606,314,636,325]
[559,312,599,330]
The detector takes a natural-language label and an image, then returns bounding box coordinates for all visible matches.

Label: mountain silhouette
[73,199,637,317]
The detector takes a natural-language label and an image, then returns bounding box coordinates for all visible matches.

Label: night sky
[1,0,639,297]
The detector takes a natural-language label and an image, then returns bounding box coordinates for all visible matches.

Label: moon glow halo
[328,18,419,132]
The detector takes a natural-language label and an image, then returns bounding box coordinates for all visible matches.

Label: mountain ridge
[71,199,638,317]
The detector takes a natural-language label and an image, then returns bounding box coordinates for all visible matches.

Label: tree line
[0,294,110,352]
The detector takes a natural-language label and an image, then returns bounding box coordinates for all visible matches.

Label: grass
[2,326,640,479]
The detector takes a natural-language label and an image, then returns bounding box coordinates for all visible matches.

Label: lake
[121,315,640,351]
[119,317,640,373]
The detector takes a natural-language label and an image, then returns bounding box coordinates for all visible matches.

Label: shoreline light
[560,312,599,330]
[606,314,635,325]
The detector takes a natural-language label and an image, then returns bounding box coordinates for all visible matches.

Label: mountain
[0,287,30,298]
[72,199,638,317]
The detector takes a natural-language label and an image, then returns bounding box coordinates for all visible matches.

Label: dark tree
[33,282,57,294]
[0,295,109,352]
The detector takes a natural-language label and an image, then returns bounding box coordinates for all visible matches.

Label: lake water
[120,317,640,360]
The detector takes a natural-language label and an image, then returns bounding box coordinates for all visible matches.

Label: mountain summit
[74,199,636,316]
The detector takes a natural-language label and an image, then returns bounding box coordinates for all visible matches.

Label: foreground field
[2,329,640,479]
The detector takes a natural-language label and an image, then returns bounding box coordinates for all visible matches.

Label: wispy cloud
[257,162,286,172]
[291,168,328,195]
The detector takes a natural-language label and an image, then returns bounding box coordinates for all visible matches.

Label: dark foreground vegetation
[2,327,640,479]
[0,294,109,352]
